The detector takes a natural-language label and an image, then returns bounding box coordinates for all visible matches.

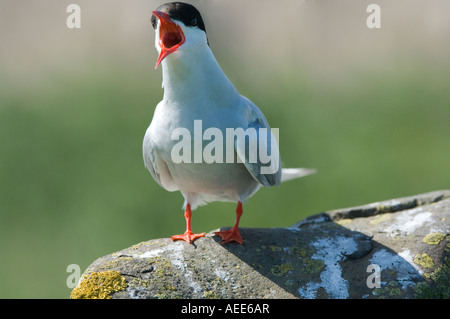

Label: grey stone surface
[71,190,450,299]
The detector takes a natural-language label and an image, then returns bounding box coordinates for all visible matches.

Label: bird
[143,2,315,245]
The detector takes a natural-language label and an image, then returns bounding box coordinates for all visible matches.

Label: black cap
[151,2,207,34]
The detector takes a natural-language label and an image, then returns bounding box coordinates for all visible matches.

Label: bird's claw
[171,231,206,244]
[215,228,243,245]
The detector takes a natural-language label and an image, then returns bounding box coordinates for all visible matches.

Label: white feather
[281,168,317,183]
[143,19,315,210]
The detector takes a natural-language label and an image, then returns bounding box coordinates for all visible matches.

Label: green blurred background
[0,0,449,298]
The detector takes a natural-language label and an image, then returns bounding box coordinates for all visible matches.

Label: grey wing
[235,97,282,188]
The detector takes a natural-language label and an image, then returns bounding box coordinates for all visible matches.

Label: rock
[71,190,450,299]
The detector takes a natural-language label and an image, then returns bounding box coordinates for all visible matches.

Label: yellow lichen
[271,263,294,276]
[413,253,435,269]
[70,270,127,299]
[269,245,282,252]
[203,291,220,299]
[370,213,392,225]
[336,219,352,225]
[301,258,326,274]
[414,257,450,298]
[422,233,446,245]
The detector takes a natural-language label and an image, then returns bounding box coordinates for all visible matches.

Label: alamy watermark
[66,4,81,29]
[366,264,381,289]
[65,4,381,30]
[367,4,381,29]
[66,264,81,289]
[170,120,280,174]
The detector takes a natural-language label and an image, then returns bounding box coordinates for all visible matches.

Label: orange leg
[171,203,206,244]
[215,201,244,245]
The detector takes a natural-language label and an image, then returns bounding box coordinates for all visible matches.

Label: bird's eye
[151,16,157,29]
[190,17,197,26]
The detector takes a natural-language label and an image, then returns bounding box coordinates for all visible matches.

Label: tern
[143,2,315,245]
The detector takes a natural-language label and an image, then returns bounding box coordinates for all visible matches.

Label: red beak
[152,10,186,69]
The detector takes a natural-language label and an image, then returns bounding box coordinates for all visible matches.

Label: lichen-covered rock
[71,190,450,299]
[70,270,127,299]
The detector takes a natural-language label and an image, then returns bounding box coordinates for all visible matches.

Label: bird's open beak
[152,10,186,69]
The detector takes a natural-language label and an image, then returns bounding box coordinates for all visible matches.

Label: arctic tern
[143,2,315,244]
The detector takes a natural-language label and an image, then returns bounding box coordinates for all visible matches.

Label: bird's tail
[281,168,316,183]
